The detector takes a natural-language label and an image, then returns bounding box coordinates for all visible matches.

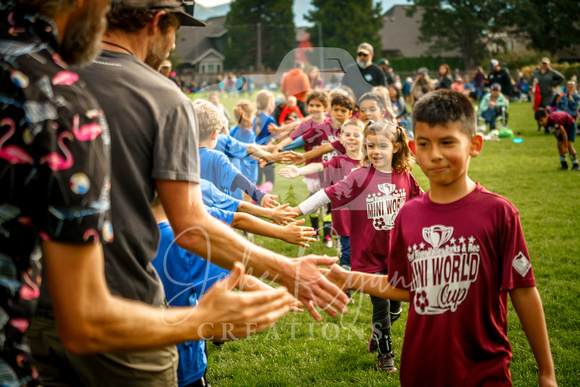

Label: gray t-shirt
[37,50,199,311]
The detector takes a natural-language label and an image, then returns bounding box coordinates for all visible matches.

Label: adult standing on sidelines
[28,1,348,386]
[532,57,565,110]
[487,59,514,98]
[341,42,386,101]
[281,61,311,116]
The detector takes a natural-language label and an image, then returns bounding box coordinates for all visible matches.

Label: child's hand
[320,264,349,290]
[282,219,317,247]
[267,122,280,133]
[279,165,299,178]
[261,194,279,208]
[280,150,305,165]
[269,203,298,225]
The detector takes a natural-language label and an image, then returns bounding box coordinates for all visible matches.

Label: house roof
[190,48,225,66]
[175,16,227,64]
[380,5,460,58]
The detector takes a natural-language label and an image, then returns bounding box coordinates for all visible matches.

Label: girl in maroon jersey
[288,119,423,373]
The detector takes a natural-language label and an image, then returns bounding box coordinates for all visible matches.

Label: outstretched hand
[195,262,295,341]
[276,255,349,321]
[261,194,279,208]
[269,203,298,225]
[281,150,306,165]
[279,165,299,179]
[281,219,317,247]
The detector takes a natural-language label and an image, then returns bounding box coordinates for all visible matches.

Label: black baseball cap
[111,0,206,27]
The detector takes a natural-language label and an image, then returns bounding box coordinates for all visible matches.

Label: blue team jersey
[254,113,277,145]
[153,208,233,386]
[200,179,240,212]
[199,147,242,197]
[229,126,258,184]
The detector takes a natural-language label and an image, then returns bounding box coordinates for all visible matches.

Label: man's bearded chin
[357,58,372,69]
[60,3,107,66]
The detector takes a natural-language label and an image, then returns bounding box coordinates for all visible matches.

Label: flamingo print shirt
[0,3,112,385]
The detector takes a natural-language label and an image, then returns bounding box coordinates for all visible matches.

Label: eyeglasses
[357,52,369,57]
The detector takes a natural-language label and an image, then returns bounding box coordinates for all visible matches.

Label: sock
[570,154,578,166]
[323,222,332,238]
[378,331,393,355]
[309,214,319,236]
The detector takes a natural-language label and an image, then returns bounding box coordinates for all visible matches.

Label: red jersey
[388,184,536,386]
[321,154,361,236]
[325,167,422,272]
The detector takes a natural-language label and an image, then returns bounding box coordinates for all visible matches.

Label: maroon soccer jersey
[321,154,361,236]
[547,110,575,130]
[325,167,422,272]
[388,184,536,386]
[302,120,340,179]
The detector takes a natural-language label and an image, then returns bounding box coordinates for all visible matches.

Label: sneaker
[572,164,579,171]
[376,352,397,373]
[559,165,569,171]
[390,307,403,324]
[324,235,333,248]
[368,333,378,353]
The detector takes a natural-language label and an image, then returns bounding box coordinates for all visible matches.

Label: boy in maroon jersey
[535,107,578,170]
[389,90,557,386]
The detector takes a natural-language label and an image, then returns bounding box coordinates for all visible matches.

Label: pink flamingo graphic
[0,118,34,166]
[52,71,79,86]
[19,272,40,301]
[72,114,103,141]
[40,131,74,172]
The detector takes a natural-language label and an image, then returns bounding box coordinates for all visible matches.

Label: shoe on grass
[324,235,333,248]
[376,352,397,373]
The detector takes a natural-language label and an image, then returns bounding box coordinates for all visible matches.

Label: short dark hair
[306,90,330,108]
[358,92,386,111]
[534,108,548,121]
[331,95,355,111]
[412,89,476,137]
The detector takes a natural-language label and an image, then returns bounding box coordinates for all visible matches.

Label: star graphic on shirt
[408,246,412,253]
[419,242,425,249]
[413,244,418,250]
[468,236,475,244]
[450,237,456,245]
[458,236,465,244]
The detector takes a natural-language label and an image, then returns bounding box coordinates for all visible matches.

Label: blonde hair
[361,119,414,173]
[342,118,365,132]
[193,100,226,141]
[371,86,396,121]
[234,100,254,129]
[256,89,275,113]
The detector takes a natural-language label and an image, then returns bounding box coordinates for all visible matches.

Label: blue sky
[196,0,408,26]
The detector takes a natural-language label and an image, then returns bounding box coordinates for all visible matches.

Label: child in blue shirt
[253,89,278,190]
[151,200,313,387]
[196,101,278,207]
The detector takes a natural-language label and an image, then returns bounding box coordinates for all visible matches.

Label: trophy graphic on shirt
[422,225,454,249]
[366,183,404,231]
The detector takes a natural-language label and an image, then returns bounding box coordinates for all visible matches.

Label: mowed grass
[191,92,580,386]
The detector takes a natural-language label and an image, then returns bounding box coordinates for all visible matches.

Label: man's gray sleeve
[152,100,200,183]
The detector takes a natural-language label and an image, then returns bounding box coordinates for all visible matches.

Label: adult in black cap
[486,59,514,98]
[341,42,386,100]
[378,58,395,86]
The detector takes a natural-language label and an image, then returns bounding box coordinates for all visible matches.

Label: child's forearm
[231,212,286,241]
[559,126,568,142]
[231,174,265,205]
[297,163,324,176]
[509,287,557,385]
[300,143,334,163]
[298,190,330,216]
[345,272,410,301]
[247,144,271,161]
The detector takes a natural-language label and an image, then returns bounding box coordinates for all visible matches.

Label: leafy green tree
[408,0,511,69]
[283,184,300,208]
[505,0,580,56]
[224,0,296,71]
[305,0,383,59]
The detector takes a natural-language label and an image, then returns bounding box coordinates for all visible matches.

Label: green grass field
[192,92,580,386]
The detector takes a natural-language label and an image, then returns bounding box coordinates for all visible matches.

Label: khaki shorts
[28,316,178,387]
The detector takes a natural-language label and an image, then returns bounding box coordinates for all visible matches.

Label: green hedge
[385,56,465,72]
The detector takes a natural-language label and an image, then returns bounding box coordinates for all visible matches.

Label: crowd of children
[151,72,558,385]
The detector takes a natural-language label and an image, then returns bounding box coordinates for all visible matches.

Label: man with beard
[1,1,298,386]
[28,1,348,386]
[341,42,386,100]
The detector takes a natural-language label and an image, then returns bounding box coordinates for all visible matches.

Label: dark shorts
[28,317,179,387]
[557,122,576,142]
